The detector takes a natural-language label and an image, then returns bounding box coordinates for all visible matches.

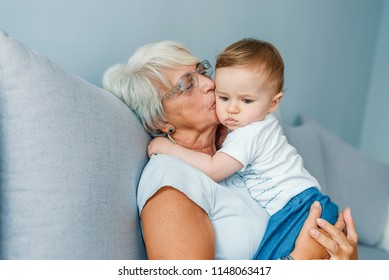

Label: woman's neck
[171,126,218,156]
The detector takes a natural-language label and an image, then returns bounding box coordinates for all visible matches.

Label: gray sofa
[1,30,389,260]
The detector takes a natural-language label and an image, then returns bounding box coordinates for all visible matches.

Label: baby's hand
[147,137,174,157]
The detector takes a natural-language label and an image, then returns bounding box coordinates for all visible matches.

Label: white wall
[0,0,385,149]
[361,0,389,165]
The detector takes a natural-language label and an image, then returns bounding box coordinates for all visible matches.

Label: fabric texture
[282,123,328,194]
[379,203,389,254]
[0,30,150,259]
[138,154,270,260]
[300,116,389,246]
[254,187,338,260]
[219,114,319,216]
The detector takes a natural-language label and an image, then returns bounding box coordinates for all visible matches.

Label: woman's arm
[148,137,242,182]
[140,186,215,259]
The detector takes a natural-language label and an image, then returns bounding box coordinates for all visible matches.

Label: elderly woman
[102,40,358,260]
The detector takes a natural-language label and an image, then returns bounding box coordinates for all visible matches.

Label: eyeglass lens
[178,60,212,93]
[179,73,198,93]
[162,60,213,99]
[197,60,213,77]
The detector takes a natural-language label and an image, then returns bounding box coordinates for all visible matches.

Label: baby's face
[214,66,277,130]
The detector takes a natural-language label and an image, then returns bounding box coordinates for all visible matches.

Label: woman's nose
[199,74,215,94]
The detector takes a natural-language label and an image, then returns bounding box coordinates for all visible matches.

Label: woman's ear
[269,92,283,113]
[159,123,177,143]
[159,123,175,135]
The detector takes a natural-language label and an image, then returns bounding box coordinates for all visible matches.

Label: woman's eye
[185,82,194,91]
[181,79,194,92]
[198,68,205,75]
[197,66,207,76]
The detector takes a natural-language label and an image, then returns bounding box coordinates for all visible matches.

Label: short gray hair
[103,40,200,136]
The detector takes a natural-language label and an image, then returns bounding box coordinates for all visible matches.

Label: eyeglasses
[161,60,213,99]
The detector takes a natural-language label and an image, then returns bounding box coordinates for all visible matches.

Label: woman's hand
[290,201,330,260]
[310,207,359,260]
[290,201,359,260]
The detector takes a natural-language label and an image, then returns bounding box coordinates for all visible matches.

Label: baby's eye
[218,96,229,101]
[242,99,253,104]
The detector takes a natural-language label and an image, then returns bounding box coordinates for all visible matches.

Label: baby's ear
[269,92,283,112]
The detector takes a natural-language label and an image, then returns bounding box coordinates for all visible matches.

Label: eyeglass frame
[161,60,213,99]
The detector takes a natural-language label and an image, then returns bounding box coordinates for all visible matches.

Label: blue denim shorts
[253,187,338,260]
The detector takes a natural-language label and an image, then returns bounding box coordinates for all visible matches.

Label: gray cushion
[358,244,389,260]
[300,116,389,246]
[0,30,149,259]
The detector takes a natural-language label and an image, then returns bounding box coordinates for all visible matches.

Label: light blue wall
[0,0,384,150]
[361,0,389,165]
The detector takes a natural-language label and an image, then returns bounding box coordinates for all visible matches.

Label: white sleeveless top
[137,154,269,260]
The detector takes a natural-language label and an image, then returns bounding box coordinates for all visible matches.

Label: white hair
[102,40,200,136]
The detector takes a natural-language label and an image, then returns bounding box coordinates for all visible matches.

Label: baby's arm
[148,137,243,182]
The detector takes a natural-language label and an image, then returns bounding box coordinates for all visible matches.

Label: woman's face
[161,64,219,134]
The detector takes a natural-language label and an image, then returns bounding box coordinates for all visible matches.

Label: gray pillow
[300,116,389,246]
[0,30,149,259]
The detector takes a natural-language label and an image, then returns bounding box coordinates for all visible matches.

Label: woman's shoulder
[140,154,213,184]
[137,154,215,213]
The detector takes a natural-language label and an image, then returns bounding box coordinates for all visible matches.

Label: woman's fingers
[334,211,345,232]
[309,208,358,260]
[343,207,359,245]
[301,201,322,231]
